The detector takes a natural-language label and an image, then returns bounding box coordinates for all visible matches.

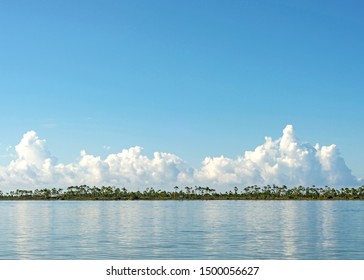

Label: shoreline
[1,185,364,200]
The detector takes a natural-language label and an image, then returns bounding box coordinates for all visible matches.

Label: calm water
[1,200,363,259]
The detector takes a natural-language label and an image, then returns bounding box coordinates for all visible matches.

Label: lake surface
[1,200,363,259]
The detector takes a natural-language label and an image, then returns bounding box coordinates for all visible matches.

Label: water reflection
[1,200,364,259]
[319,201,335,258]
[13,202,53,259]
[279,201,297,259]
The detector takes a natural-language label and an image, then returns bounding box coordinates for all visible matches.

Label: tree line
[1,184,364,200]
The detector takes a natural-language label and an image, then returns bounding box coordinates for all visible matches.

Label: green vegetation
[1,185,364,200]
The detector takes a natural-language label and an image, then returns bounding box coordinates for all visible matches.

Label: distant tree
[185,186,192,195]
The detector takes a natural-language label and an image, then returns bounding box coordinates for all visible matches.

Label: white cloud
[195,125,359,187]
[0,125,361,192]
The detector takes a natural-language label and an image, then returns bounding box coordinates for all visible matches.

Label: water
[1,200,363,259]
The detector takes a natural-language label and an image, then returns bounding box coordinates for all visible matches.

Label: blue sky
[0,0,363,188]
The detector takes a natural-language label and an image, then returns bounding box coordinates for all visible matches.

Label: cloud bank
[0,125,362,191]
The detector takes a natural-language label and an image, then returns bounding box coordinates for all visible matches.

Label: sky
[0,0,363,191]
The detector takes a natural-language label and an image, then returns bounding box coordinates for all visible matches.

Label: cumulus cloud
[196,125,359,187]
[0,125,362,191]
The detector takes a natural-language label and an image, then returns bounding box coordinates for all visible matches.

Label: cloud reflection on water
[1,201,364,259]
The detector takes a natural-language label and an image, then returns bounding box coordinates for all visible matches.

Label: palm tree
[51,188,59,197]
[185,186,191,195]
